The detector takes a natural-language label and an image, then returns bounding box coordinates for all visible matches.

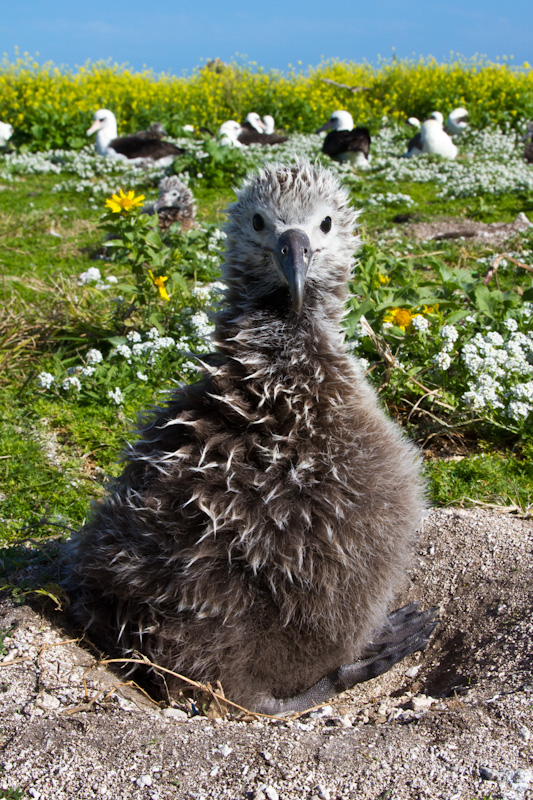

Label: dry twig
[483,253,533,285]
[320,78,371,94]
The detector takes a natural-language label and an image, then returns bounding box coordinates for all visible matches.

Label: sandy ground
[0,506,532,800]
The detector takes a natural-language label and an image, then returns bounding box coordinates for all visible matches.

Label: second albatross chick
[65,160,437,715]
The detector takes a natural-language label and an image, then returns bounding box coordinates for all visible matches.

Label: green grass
[425,446,533,511]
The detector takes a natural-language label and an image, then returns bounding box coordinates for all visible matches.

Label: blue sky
[1,0,531,74]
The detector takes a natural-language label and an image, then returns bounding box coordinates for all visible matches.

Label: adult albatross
[317,110,371,166]
[404,112,457,159]
[65,160,437,715]
[218,113,288,147]
[87,109,185,161]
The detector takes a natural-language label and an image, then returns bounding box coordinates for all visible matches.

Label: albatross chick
[65,160,436,715]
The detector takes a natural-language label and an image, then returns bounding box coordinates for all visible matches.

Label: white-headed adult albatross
[445,107,469,136]
[316,110,371,166]
[218,113,288,147]
[404,111,457,159]
[65,159,437,715]
[87,109,185,161]
[0,121,13,147]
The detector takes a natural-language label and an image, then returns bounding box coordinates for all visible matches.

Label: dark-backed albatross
[316,110,371,166]
[87,109,184,162]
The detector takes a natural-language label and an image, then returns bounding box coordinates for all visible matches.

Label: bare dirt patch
[0,507,532,799]
[403,213,532,246]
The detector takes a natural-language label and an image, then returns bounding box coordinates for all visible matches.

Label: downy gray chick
[65,160,436,715]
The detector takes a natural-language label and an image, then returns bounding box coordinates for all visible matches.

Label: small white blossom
[62,376,81,392]
[112,343,132,361]
[77,267,101,285]
[507,400,532,421]
[36,372,55,389]
[136,371,148,381]
[80,366,96,377]
[485,330,504,347]
[107,387,124,405]
[127,331,142,343]
[504,318,518,332]
[86,348,103,365]
[411,315,430,333]
[132,341,153,357]
[440,324,458,343]
[433,351,452,370]
[190,311,215,341]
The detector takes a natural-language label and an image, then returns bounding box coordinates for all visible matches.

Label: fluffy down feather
[65,160,430,714]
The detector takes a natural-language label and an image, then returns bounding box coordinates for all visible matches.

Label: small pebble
[136,774,153,788]
[218,744,233,757]
[518,725,531,742]
[503,768,532,793]
[480,766,499,781]
[405,665,421,678]
[309,705,333,718]
[315,784,331,800]
[160,707,188,721]
[408,694,434,712]
[36,693,61,711]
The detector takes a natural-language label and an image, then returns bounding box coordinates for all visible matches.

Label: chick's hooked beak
[273,229,314,314]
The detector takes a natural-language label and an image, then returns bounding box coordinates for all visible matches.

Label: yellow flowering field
[1,53,532,149]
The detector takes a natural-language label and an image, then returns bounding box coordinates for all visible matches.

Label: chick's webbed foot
[255,603,438,716]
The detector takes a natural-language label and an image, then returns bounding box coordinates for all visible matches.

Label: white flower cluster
[440,324,459,351]
[62,376,81,393]
[189,310,215,343]
[433,351,452,371]
[360,124,533,200]
[36,371,56,389]
[77,267,118,289]
[107,387,124,405]
[461,326,533,422]
[411,315,430,333]
[0,144,178,195]
[86,348,104,365]
[112,327,179,366]
[365,192,414,207]
[431,324,459,370]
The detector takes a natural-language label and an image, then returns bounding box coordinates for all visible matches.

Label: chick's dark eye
[320,216,332,233]
[253,214,265,231]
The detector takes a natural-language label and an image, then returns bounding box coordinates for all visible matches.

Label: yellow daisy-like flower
[148,269,170,301]
[378,273,390,285]
[105,189,145,214]
[383,307,413,331]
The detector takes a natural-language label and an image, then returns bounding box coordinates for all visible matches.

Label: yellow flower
[383,307,413,331]
[105,189,145,214]
[378,273,390,285]
[148,269,170,301]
